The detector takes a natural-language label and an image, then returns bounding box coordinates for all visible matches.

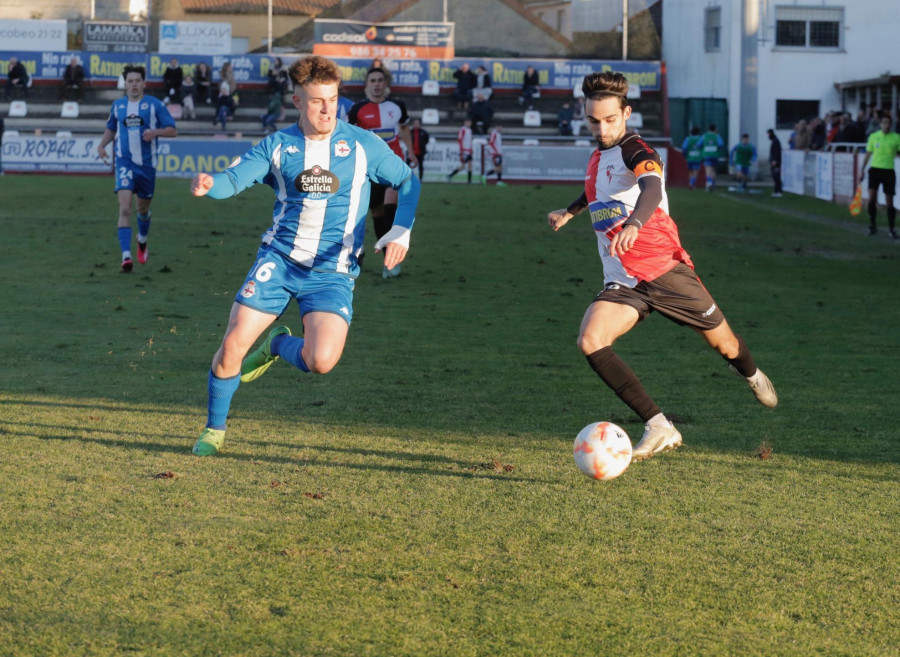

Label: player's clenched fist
[191,173,214,196]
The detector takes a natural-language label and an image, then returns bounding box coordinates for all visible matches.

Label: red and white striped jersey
[458,125,473,155]
[347,98,410,158]
[584,132,692,286]
[488,128,502,156]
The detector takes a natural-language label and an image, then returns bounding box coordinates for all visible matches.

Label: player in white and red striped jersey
[348,66,417,277]
[481,122,506,186]
[447,119,474,183]
[547,71,777,462]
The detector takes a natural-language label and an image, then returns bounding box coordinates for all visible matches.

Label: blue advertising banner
[1,134,254,177]
[0,50,661,92]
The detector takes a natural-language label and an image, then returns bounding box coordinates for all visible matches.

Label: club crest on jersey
[296,165,339,196]
[285,145,300,154]
[606,164,615,184]
[334,140,351,157]
[241,280,256,298]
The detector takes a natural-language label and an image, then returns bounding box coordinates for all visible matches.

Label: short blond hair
[289,55,341,88]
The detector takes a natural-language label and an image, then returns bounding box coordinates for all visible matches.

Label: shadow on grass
[1,419,547,483]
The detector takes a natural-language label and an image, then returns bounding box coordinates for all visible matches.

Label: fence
[782,143,897,206]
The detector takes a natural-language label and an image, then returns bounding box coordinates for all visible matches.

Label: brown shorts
[593,263,726,331]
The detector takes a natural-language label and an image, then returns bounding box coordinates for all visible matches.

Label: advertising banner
[314,20,454,60]
[782,150,805,195]
[159,21,232,55]
[814,152,833,201]
[84,21,149,53]
[832,152,855,202]
[1,135,253,177]
[0,49,661,93]
[0,19,67,52]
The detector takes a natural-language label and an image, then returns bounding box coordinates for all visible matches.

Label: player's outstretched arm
[549,191,588,231]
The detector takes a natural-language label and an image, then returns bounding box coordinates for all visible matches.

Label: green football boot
[240,326,291,383]
[193,428,226,456]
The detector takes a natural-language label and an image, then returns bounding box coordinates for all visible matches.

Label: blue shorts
[703,158,718,167]
[114,162,156,199]
[687,161,701,171]
[737,165,750,176]
[235,246,355,324]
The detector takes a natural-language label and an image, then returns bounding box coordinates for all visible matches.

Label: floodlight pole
[443,0,447,23]
[267,0,273,54]
[622,0,628,60]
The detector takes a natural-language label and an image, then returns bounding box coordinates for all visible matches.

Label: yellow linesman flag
[849,185,862,216]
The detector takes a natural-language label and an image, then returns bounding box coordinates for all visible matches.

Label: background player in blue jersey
[97,65,177,272]
[189,55,421,456]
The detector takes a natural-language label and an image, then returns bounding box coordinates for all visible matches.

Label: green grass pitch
[0,174,897,656]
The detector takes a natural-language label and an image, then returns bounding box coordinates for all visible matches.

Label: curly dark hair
[289,55,341,88]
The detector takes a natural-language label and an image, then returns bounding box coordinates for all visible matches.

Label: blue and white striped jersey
[207,120,419,278]
[105,95,176,168]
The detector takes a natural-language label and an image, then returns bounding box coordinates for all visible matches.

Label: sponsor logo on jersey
[125,115,144,128]
[334,140,351,157]
[589,199,627,232]
[285,145,300,154]
[296,165,340,195]
[702,303,717,317]
[241,280,256,298]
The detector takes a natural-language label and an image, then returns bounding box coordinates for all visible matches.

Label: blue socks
[137,212,151,243]
[207,370,240,430]
[271,334,310,373]
[117,226,132,256]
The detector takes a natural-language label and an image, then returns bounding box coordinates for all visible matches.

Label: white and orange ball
[573,422,633,481]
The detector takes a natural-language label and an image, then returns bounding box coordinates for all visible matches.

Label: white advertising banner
[159,21,231,55]
[0,19,67,51]
[815,152,833,201]
[782,150,805,195]
[832,152,856,201]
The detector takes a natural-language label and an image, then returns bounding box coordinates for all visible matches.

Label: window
[776,99,820,130]
[775,6,843,50]
[704,7,721,52]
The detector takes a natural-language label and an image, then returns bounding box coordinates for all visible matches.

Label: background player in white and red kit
[447,119,474,184]
[348,67,417,277]
[482,122,506,186]
[547,71,777,461]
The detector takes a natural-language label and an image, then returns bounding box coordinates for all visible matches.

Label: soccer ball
[573,422,633,481]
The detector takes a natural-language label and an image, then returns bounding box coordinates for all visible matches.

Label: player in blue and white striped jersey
[97,65,177,272]
[190,55,421,456]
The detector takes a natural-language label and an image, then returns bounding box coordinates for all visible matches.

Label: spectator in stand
[475,64,491,90]
[557,101,574,136]
[162,58,183,105]
[5,56,29,100]
[767,129,782,198]
[60,56,85,101]
[409,117,429,180]
[571,96,585,136]
[865,106,884,136]
[809,117,826,151]
[267,57,290,96]
[260,91,282,133]
[791,119,811,150]
[181,74,196,119]
[470,83,494,135]
[482,122,506,187]
[214,62,236,130]
[447,118,474,184]
[825,111,841,146]
[453,63,476,112]
[520,65,540,110]
[835,112,864,146]
[194,62,212,104]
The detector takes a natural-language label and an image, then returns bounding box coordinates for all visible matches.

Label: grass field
[0,175,897,656]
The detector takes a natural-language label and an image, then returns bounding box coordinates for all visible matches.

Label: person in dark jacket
[162,58,183,104]
[767,129,783,198]
[60,57,86,100]
[6,56,29,100]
